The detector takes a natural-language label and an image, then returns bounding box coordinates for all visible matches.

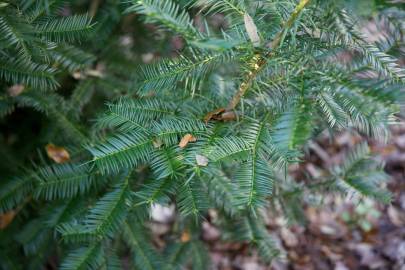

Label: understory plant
[0,0,404,269]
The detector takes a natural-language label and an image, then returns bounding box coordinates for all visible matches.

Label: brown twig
[225,0,311,112]
[89,0,102,18]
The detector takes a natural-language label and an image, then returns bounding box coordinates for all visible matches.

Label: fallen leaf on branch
[179,134,196,148]
[204,108,238,123]
[204,108,225,124]
[280,227,298,248]
[196,154,209,166]
[0,210,16,229]
[180,230,191,242]
[46,143,70,163]
[220,111,237,121]
[244,13,260,47]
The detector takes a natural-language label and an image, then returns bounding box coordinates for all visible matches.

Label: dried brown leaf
[46,143,70,163]
[0,210,16,229]
[204,108,225,124]
[180,230,191,242]
[220,111,237,121]
[179,134,197,148]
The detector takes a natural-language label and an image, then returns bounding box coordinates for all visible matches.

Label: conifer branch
[226,0,311,111]
[0,1,401,267]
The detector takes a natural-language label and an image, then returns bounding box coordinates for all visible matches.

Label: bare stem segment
[226,0,311,111]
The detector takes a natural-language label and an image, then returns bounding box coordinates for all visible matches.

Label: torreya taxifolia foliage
[0,0,404,269]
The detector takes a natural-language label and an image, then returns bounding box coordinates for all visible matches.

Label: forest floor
[211,124,405,270]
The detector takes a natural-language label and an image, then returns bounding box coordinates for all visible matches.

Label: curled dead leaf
[46,143,70,163]
[0,210,16,229]
[179,134,197,148]
[204,108,238,123]
[204,108,225,124]
[220,111,237,121]
[196,154,209,167]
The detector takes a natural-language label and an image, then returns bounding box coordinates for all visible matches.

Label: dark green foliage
[123,221,163,270]
[87,131,153,174]
[34,163,94,200]
[0,174,34,213]
[60,244,105,270]
[0,0,404,268]
[0,2,95,90]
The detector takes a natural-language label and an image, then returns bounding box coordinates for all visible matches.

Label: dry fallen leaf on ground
[280,227,299,248]
[46,143,70,163]
[179,133,197,148]
[387,205,405,226]
[202,221,221,242]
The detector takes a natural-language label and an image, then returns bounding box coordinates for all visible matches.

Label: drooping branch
[226,0,311,111]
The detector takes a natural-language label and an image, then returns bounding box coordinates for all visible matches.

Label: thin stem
[89,0,102,18]
[226,0,311,111]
